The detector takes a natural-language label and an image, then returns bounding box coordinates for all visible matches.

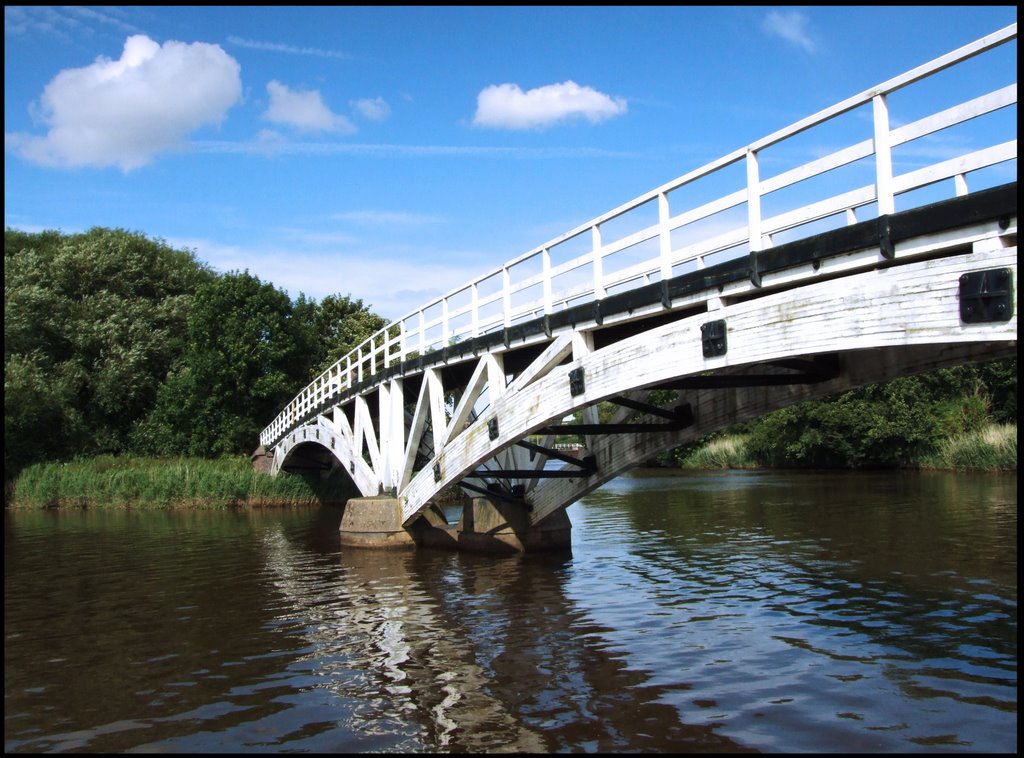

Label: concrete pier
[338,496,418,549]
[456,497,571,553]
[338,495,571,553]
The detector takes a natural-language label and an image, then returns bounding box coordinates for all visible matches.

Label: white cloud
[351,97,391,121]
[5,34,242,171]
[472,80,627,130]
[762,10,818,53]
[263,80,356,134]
[173,234,473,321]
[227,36,349,59]
[192,138,634,159]
[4,6,140,40]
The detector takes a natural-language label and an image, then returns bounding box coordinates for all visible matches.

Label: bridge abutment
[250,446,274,474]
[338,495,572,553]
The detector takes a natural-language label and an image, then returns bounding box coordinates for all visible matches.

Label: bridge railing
[261,23,1016,449]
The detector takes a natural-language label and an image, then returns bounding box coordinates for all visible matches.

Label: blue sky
[4,6,1017,321]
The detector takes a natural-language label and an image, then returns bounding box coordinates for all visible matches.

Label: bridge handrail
[261,23,1017,448]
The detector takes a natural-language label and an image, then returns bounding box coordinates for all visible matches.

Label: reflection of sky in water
[562,472,1016,752]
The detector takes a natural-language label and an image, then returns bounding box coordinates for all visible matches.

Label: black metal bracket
[464,466,594,479]
[467,447,597,479]
[960,268,1013,323]
[569,367,586,396]
[701,319,727,357]
[488,417,499,440]
[878,215,894,259]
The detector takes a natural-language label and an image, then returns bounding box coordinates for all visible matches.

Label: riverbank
[672,423,1017,471]
[6,423,1015,510]
[6,455,350,510]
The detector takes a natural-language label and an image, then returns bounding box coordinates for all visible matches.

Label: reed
[922,424,1017,472]
[10,456,330,509]
[677,434,755,469]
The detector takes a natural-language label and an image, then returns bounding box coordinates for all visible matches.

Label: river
[4,470,1017,753]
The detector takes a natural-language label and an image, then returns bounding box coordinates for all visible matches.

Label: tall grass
[10,456,336,510]
[677,434,755,469]
[922,423,1017,471]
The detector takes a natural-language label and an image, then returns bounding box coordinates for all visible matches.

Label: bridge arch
[274,421,375,496]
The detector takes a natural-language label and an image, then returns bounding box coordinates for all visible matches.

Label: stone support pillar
[457,496,571,553]
[339,496,457,549]
[338,495,571,553]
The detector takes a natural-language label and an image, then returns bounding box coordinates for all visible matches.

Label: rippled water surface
[4,470,1017,753]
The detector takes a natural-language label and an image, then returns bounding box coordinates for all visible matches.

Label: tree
[134,271,316,457]
[5,227,213,479]
[299,293,390,376]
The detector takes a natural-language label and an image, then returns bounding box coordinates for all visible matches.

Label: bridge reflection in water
[259,24,1017,550]
[261,505,758,753]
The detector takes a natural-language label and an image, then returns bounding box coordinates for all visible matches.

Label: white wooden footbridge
[258,25,1017,550]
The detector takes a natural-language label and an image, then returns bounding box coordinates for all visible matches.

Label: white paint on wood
[390,379,406,490]
[260,28,1017,515]
[746,149,763,253]
[873,94,895,216]
[426,368,447,457]
[891,84,1016,147]
[506,333,573,394]
[442,356,489,447]
[894,141,1016,195]
[486,353,506,401]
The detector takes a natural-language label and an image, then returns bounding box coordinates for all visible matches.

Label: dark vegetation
[654,363,1015,472]
[5,227,384,487]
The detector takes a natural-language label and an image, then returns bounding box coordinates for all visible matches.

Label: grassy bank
[7,455,350,510]
[674,423,1017,472]
[920,423,1017,471]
